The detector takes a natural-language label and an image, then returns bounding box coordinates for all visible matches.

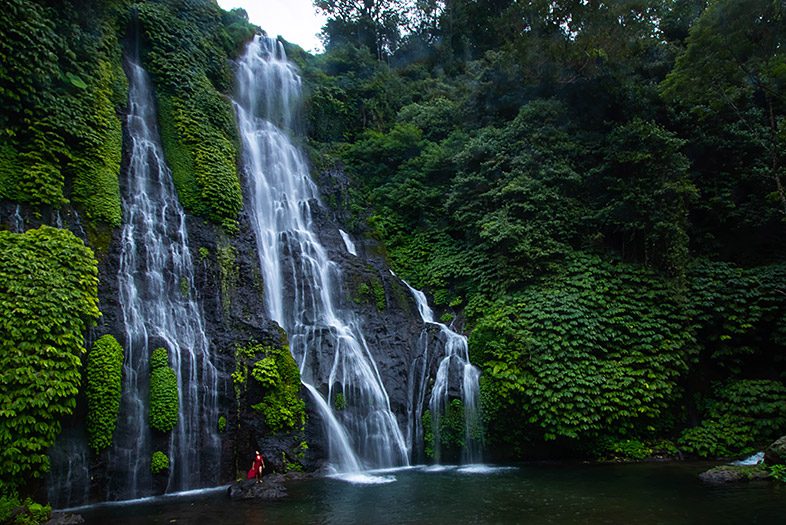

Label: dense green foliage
[86,335,124,452]
[679,379,786,458]
[307,0,786,458]
[149,347,169,371]
[234,344,306,433]
[423,399,469,461]
[149,351,179,433]
[136,0,253,230]
[0,0,254,228]
[0,226,99,494]
[150,450,169,475]
[471,254,692,446]
[0,495,50,525]
[0,0,127,225]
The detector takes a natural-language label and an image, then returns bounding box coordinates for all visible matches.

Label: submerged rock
[764,436,786,466]
[698,465,770,483]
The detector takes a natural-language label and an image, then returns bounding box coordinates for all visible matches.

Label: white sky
[216,0,327,53]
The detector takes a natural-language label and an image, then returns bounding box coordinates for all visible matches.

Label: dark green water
[76,463,786,524]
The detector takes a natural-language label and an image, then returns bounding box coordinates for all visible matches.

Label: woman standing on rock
[248,451,265,483]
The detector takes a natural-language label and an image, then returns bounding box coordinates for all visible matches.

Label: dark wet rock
[228,477,288,500]
[698,465,770,483]
[45,513,85,525]
[764,435,786,466]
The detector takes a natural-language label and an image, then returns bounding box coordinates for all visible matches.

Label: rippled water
[75,463,786,524]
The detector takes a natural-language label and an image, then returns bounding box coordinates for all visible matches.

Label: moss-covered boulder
[698,465,771,483]
[764,436,786,466]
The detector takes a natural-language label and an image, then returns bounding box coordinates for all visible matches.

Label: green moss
[235,343,306,433]
[138,2,243,229]
[179,276,190,297]
[86,334,124,452]
[198,247,210,261]
[334,392,346,411]
[217,243,238,313]
[85,223,113,261]
[217,415,227,433]
[0,226,99,493]
[67,51,124,227]
[422,400,470,461]
[150,450,169,475]
[149,365,179,433]
[370,277,386,310]
[353,275,386,310]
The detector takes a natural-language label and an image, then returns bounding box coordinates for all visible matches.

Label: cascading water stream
[13,204,23,232]
[403,281,483,464]
[339,229,357,256]
[108,59,220,499]
[234,35,408,474]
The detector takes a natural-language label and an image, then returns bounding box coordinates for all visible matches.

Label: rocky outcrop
[698,465,770,483]
[764,435,786,466]
[227,472,312,500]
[45,513,85,525]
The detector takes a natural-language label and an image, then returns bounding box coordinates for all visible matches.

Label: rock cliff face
[19,156,435,505]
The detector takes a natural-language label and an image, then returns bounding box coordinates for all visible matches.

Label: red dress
[247,454,264,479]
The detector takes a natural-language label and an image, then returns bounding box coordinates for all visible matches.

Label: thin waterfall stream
[109,59,220,500]
[402,280,483,464]
[234,35,409,475]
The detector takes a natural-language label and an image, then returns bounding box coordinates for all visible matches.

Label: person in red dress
[247,450,265,483]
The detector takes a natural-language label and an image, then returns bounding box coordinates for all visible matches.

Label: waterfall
[403,281,483,464]
[13,204,23,232]
[234,35,408,473]
[107,59,220,500]
[339,229,357,256]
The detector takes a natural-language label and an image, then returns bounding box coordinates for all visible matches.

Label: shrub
[217,415,227,433]
[678,379,786,458]
[0,495,51,525]
[149,366,179,433]
[86,334,124,451]
[678,415,755,458]
[150,347,169,371]
[0,226,99,493]
[150,451,169,475]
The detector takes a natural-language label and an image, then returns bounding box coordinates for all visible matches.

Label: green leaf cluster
[135,1,245,229]
[86,334,124,452]
[234,343,306,433]
[0,495,51,525]
[149,347,169,371]
[352,275,386,310]
[679,379,786,458]
[149,351,179,433]
[470,254,691,445]
[0,226,99,494]
[150,450,169,475]
[0,0,126,225]
[422,399,472,462]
